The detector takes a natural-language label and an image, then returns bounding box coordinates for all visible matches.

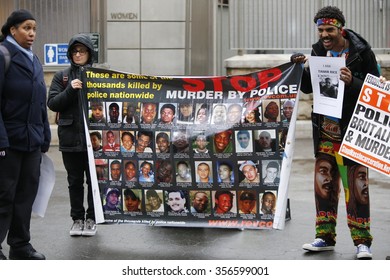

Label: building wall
[105,0,188,76]
[229,0,390,51]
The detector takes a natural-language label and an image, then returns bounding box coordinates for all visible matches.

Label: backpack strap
[62,67,70,88]
[55,67,71,124]
[0,44,11,74]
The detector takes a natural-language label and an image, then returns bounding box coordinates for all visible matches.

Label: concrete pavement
[3,125,390,260]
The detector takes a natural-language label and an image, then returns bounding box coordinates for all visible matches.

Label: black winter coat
[0,40,50,152]
[47,34,95,152]
[299,29,380,155]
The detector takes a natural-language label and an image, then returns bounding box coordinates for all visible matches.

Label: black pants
[0,149,41,251]
[61,152,95,221]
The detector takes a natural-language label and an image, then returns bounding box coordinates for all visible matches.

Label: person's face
[122,134,133,150]
[245,110,256,123]
[106,132,115,144]
[324,79,332,88]
[90,135,101,150]
[125,163,136,180]
[107,192,118,206]
[195,137,208,150]
[353,166,369,205]
[92,106,104,121]
[196,108,207,123]
[142,103,157,123]
[125,196,140,211]
[180,104,193,117]
[12,20,36,49]
[237,132,250,148]
[214,131,231,152]
[109,105,119,122]
[218,164,231,182]
[242,165,258,182]
[213,105,226,124]
[127,105,136,118]
[265,103,279,119]
[157,162,173,182]
[168,192,186,212]
[141,163,151,177]
[177,164,189,179]
[216,194,232,213]
[96,166,105,179]
[259,132,271,148]
[228,105,242,123]
[148,195,161,210]
[136,134,150,152]
[241,199,255,213]
[71,44,89,66]
[197,164,210,181]
[157,136,170,153]
[265,167,278,182]
[283,102,294,120]
[261,194,275,213]
[315,159,334,199]
[318,24,343,51]
[161,107,175,123]
[110,163,121,181]
[193,193,209,213]
[173,131,189,148]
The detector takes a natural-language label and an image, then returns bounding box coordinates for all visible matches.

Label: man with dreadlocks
[291,6,380,259]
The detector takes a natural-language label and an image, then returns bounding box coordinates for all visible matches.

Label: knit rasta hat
[1,9,35,36]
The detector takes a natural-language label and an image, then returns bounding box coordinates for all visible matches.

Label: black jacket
[47,34,95,152]
[300,29,380,155]
[0,39,50,152]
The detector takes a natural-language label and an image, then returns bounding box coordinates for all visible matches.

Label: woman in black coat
[0,9,50,260]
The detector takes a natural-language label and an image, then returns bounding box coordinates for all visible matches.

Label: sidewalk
[10,126,390,260]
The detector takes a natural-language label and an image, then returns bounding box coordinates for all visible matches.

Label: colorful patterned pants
[314,141,372,247]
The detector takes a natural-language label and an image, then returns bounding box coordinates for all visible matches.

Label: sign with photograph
[81,62,303,229]
[308,56,345,118]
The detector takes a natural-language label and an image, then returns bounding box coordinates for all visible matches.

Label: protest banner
[81,62,303,229]
[340,74,390,177]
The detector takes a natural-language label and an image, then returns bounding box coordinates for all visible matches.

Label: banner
[81,62,303,229]
[340,74,390,176]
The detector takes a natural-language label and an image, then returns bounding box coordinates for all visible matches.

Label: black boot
[9,247,45,260]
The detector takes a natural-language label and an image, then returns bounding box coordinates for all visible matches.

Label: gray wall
[105,0,188,75]
[229,0,390,52]
[0,0,92,62]
[2,0,388,77]
[0,0,242,76]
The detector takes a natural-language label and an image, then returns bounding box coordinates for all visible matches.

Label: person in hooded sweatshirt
[47,34,97,237]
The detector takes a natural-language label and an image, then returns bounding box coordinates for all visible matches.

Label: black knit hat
[1,9,35,36]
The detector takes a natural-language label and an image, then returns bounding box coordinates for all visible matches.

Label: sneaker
[302,238,335,251]
[82,219,97,236]
[356,244,372,260]
[69,219,84,236]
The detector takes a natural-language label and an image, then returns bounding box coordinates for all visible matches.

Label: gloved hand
[290,52,306,63]
[0,148,7,158]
